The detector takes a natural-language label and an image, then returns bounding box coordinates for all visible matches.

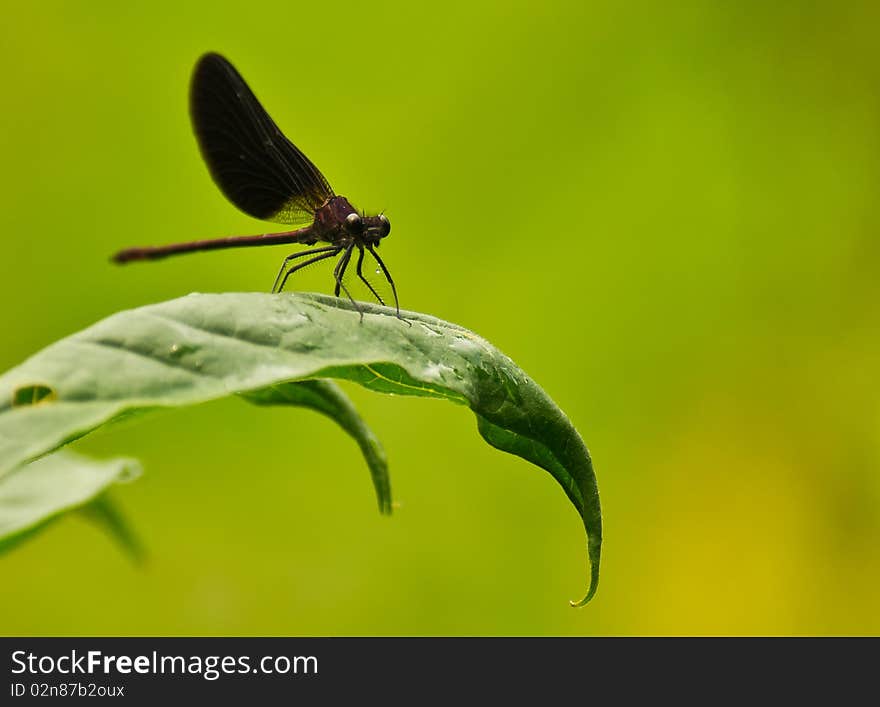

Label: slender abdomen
[113,227,315,263]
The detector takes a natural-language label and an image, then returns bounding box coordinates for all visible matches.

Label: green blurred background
[1,0,878,635]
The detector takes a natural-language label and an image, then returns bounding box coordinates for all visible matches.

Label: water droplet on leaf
[12,384,56,407]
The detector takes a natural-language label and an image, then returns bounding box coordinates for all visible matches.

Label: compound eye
[345,213,364,233]
[378,214,391,237]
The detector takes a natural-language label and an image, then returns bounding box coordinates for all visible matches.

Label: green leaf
[241,379,391,515]
[0,292,601,604]
[0,450,141,554]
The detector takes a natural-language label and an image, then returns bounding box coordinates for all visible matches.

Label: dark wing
[189,53,333,224]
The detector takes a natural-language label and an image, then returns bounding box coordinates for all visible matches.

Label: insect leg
[333,244,363,320]
[355,244,386,306]
[277,249,341,293]
[333,244,353,297]
[367,244,403,320]
[272,246,340,293]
